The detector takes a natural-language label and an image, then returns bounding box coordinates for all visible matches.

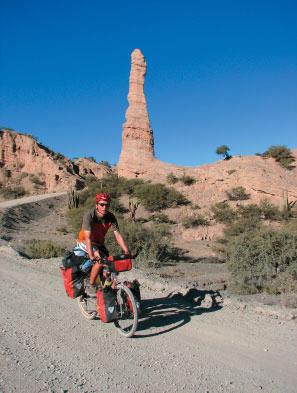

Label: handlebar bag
[97,288,118,323]
[108,254,132,272]
[60,265,84,299]
[123,280,142,315]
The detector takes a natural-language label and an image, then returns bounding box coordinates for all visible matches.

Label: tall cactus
[68,189,80,209]
[282,190,296,215]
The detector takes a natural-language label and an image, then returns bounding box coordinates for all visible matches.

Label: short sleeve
[109,213,119,232]
[82,211,92,231]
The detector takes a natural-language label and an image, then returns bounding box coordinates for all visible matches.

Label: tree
[216,145,231,160]
[262,145,295,170]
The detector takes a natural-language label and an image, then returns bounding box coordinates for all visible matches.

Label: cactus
[128,197,140,222]
[68,189,80,209]
[283,190,297,212]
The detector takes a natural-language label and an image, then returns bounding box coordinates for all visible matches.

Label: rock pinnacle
[117,49,155,176]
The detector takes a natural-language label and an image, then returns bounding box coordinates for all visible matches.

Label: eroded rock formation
[117,49,155,176]
[0,129,86,193]
[0,129,110,194]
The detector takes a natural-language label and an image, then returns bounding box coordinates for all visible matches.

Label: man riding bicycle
[74,193,130,294]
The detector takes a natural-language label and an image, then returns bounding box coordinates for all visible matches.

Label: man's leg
[89,261,102,286]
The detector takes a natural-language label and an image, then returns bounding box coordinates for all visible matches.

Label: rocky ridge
[0,129,109,194]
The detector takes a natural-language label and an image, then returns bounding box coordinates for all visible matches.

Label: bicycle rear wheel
[114,284,138,338]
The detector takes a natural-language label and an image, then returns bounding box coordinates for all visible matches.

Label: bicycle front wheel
[114,284,138,338]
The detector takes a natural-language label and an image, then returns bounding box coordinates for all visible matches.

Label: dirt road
[0,192,67,209]
[0,245,296,393]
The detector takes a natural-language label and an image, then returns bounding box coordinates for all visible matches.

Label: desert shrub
[227,228,297,294]
[85,156,97,162]
[284,218,297,234]
[52,152,65,160]
[179,175,196,186]
[56,226,68,234]
[182,214,209,228]
[262,145,295,169]
[226,186,249,201]
[166,173,178,184]
[67,206,89,233]
[98,160,112,168]
[227,169,236,175]
[25,239,65,259]
[3,169,11,178]
[105,219,173,268]
[190,204,201,210]
[259,199,281,220]
[237,204,262,220]
[223,216,261,239]
[211,202,237,224]
[134,183,189,211]
[149,213,175,224]
[29,175,45,186]
[0,186,27,199]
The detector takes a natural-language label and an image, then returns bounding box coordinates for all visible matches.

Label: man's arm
[84,230,96,260]
[113,230,130,255]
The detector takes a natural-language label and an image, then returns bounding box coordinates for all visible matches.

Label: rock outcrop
[0,129,110,194]
[74,157,112,178]
[117,49,155,176]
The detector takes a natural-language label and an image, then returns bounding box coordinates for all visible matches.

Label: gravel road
[0,245,296,393]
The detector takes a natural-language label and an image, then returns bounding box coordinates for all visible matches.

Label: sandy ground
[0,245,297,393]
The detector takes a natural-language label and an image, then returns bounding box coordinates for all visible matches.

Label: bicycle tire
[77,278,97,320]
[114,284,138,338]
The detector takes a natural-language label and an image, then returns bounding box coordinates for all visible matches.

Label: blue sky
[1,0,296,166]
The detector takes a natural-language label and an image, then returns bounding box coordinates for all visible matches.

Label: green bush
[149,213,175,224]
[29,175,46,186]
[134,183,189,211]
[226,186,249,201]
[98,160,112,168]
[227,169,237,175]
[227,228,297,294]
[105,219,174,268]
[211,202,237,224]
[259,199,281,220]
[0,186,27,199]
[182,214,209,228]
[237,204,262,220]
[25,240,65,259]
[262,145,295,170]
[166,173,178,184]
[179,175,196,186]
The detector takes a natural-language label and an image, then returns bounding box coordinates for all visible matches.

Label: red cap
[95,193,111,203]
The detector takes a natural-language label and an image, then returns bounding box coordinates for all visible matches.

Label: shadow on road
[134,288,222,338]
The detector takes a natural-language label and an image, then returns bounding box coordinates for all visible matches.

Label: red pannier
[60,266,84,298]
[97,288,118,323]
[107,254,132,272]
[60,251,85,299]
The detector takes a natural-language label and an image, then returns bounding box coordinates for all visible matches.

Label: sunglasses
[97,203,109,207]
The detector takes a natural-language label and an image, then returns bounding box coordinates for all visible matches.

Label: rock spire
[117,49,155,176]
